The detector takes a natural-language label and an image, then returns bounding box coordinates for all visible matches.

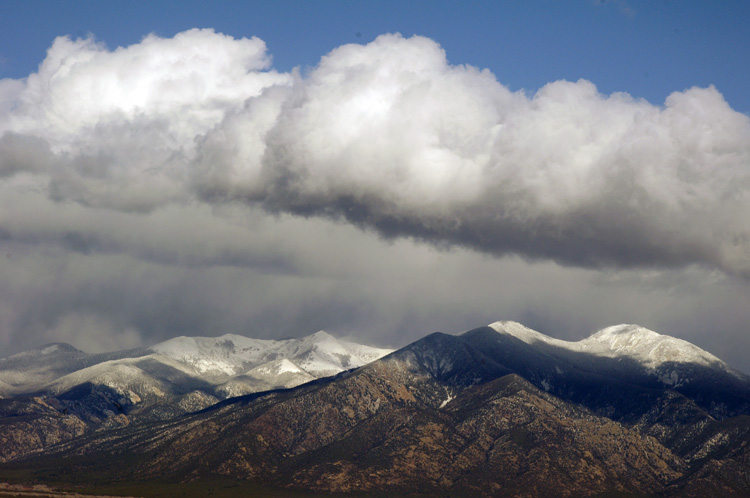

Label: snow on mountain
[0,330,393,416]
[488,320,743,388]
[0,343,152,396]
[488,321,563,347]
[581,324,726,369]
[149,330,393,381]
[339,338,396,363]
[216,358,318,398]
[290,331,369,376]
[150,334,283,379]
[254,358,308,376]
[43,354,207,401]
[490,321,728,368]
[0,343,87,393]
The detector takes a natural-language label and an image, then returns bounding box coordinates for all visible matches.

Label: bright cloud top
[2,30,749,274]
[0,28,289,210]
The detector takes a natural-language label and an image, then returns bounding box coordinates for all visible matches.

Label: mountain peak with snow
[581,323,725,370]
[487,320,735,376]
[587,324,663,347]
[488,321,554,344]
[309,330,336,341]
[148,330,393,381]
[592,323,659,337]
[0,330,393,408]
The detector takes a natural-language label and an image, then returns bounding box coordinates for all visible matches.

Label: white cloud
[194,33,750,275]
[3,28,286,145]
[0,28,290,211]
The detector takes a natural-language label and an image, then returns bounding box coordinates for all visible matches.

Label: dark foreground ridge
[1,322,750,497]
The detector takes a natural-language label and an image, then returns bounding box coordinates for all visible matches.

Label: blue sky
[1,1,750,373]
[2,0,749,113]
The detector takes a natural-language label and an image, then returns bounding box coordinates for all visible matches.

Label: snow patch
[252,358,305,376]
[658,370,685,387]
[439,393,455,408]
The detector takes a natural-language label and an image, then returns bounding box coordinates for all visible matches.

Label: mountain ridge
[0,329,393,462]
[1,321,749,497]
[490,320,740,374]
[0,330,393,398]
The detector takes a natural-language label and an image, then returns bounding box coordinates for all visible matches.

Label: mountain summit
[490,320,730,369]
[149,330,391,386]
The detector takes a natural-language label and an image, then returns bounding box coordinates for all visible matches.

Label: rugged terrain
[2,322,750,497]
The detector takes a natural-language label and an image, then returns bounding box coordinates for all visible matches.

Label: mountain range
[1,322,749,497]
[0,331,392,461]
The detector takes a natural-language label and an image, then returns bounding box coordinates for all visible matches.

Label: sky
[1,1,749,373]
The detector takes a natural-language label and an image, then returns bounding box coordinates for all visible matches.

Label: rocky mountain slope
[2,322,750,497]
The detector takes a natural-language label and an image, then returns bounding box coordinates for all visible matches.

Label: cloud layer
[2,30,749,274]
[1,29,749,371]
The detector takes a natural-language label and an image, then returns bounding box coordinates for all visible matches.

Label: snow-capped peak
[149,330,393,381]
[588,324,662,344]
[488,321,730,372]
[292,330,347,354]
[309,330,336,342]
[489,321,558,346]
[581,324,724,369]
[286,330,392,377]
[149,335,269,377]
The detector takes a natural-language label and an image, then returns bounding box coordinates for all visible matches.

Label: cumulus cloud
[2,30,748,273]
[0,28,290,211]
[193,34,750,275]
